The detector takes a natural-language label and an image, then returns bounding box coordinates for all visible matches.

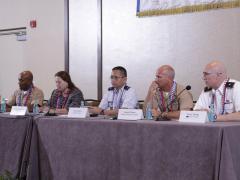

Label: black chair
[84,99,100,107]
[138,100,144,110]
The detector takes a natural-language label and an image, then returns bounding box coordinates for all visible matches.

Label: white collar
[213,79,229,96]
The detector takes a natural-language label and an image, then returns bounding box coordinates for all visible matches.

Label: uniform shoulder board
[204,87,212,92]
[226,82,235,88]
[124,85,130,90]
[108,87,114,91]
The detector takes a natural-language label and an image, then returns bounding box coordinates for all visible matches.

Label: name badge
[10,106,28,116]
[118,109,143,120]
[68,107,89,118]
[179,111,208,123]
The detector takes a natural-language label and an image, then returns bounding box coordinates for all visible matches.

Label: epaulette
[124,85,130,90]
[226,82,235,88]
[108,86,130,91]
[204,87,212,92]
[108,87,114,91]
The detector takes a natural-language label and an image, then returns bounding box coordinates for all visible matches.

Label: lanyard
[18,86,33,106]
[211,78,229,115]
[56,89,70,109]
[112,88,125,109]
[158,81,177,112]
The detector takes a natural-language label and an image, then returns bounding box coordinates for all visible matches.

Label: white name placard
[179,111,208,123]
[118,109,143,120]
[10,106,28,116]
[68,107,89,118]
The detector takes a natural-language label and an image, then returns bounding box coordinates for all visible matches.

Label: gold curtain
[137,0,240,17]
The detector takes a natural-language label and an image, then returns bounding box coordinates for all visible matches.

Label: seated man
[7,71,44,112]
[90,66,138,117]
[48,71,84,114]
[194,60,240,121]
[144,65,193,120]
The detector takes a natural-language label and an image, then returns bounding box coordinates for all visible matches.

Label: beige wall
[0,0,65,99]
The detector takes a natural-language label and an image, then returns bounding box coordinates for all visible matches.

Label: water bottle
[1,97,6,113]
[208,104,216,122]
[80,100,85,107]
[33,99,39,114]
[145,102,153,120]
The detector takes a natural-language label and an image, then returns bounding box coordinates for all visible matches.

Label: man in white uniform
[194,60,240,121]
[90,66,138,116]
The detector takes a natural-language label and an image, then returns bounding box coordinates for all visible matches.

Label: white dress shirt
[194,79,240,115]
[99,85,138,110]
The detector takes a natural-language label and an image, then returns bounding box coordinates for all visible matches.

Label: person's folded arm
[217,112,240,121]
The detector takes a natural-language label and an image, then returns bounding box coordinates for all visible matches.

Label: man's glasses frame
[110,75,125,80]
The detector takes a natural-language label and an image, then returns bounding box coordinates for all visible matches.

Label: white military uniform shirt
[99,85,138,110]
[194,79,240,115]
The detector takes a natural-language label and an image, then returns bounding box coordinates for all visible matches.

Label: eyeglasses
[203,72,222,76]
[110,75,124,80]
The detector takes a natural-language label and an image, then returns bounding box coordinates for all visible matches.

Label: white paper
[68,107,89,118]
[118,109,143,120]
[10,106,28,116]
[179,111,208,123]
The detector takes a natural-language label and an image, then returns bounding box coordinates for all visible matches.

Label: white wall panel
[69,0,98,99]
[102,0,240,100]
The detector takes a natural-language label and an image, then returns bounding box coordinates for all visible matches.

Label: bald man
[144,65,193,120]
[194,61,240,121]
[7,71,44,112]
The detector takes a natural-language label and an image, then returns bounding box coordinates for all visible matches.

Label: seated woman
[48,71,84,114]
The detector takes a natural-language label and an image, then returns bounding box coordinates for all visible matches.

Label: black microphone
[176,85,191,97]
[167,85,191,110]
[185,85,191,91]
[45,108,57,116]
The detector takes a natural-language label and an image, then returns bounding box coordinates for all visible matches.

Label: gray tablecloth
[218,124,240,180]
[27,117,240,180]
[0,113,33,179]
